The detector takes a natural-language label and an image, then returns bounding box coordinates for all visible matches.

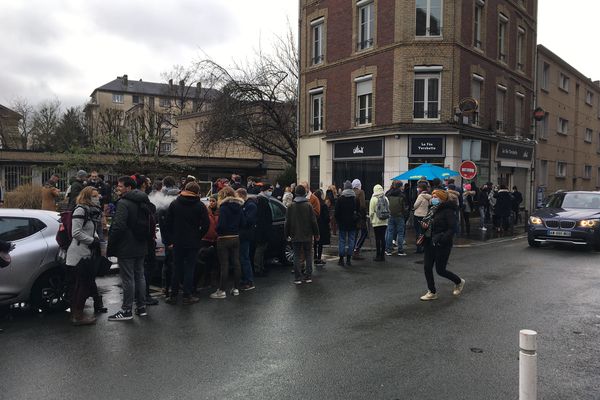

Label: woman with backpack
[66,186,106,326]
[369,184,389,262]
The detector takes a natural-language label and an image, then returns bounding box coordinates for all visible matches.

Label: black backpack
[131,202,155,241]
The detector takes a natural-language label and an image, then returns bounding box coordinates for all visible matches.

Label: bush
[4,184,43,209]
[276,165,296,187]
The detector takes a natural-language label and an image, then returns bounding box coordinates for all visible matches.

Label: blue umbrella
[391,163,459,181]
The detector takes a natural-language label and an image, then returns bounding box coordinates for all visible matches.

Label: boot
[352,250,364,260]
[93,296,108,314]
[338,256,345,266]
[71,309,96,326]
[346,255,352,266]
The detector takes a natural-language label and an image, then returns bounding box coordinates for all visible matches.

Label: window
[416,0,442,37]
[160,142,172,153]
[496,86,506,131]
[557,117,569,135]
[598,168,600,187]
[473,1,484,49]
[584,165,592,180]
[357,1,374,50]
[515,93,524,135]
[413,71,440,119]
[541,63,550,91]
[598,133,600,152]
[132,95,143,104]
[160,98,170,108]
[559,72,569,92]
[516,27,525,71]
[112,93,124,104]
[556,161,567,178]
[585,128,593,143]
[161,128,172,139]
[269,201,287,221]
[586,90,594,106]
[309,155,320,192]
[539,160,548,186]
[310,88,324,132]
[355,76,373,125]
[311,18,324,64]
[498,14,508,62]
[536,112,549,139]
[470,74,483,125]
[0,217,44,241]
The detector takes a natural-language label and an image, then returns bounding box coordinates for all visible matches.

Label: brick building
[534,45,600,202]
[298,0,537,204]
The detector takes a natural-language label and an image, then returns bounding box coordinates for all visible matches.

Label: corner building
[298,0,537,204]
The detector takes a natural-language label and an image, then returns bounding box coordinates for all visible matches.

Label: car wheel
[279,243,294,266]
[528,237,540,248]
[30,268,68,313]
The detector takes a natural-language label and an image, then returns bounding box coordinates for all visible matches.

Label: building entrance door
[333,160,384,199]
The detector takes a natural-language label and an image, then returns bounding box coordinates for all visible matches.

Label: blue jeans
[479,206,486,228]
[385,216,405,253]
[172,247,199,297]
[338,230,356,257]
[239,239,254,284]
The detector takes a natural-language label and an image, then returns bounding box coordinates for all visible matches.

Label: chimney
[122,74,128,86]
[594,80,600,87]
[168,79,173,91]
[196,82,202,97]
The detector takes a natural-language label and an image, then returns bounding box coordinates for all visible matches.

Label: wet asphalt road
[1,237,600,400]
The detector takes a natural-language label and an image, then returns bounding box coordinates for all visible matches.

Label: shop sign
[496,142,533,161]
[409,137,445,157]
[333,139,383,159]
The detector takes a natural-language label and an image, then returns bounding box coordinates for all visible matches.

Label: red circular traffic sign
[459,161,478,180]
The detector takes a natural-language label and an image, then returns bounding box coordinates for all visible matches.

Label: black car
[528,191,600,250]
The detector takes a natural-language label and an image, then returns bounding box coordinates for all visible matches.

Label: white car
[0,209,66,311]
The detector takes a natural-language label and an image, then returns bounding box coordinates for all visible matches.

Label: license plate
[548,230,571,237]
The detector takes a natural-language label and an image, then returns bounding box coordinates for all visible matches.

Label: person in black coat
[313,190,330,266]
[236,188,258,290]
[420,189,465,301]
[493,185,513,232]
[334,180,359,266]
[511,186,523,225]
[164,182,210,305]
[253,184,273,275]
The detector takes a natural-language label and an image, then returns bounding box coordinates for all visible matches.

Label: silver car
[0,209,66,311]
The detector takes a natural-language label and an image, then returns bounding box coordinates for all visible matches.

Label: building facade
[0,104,22,150]
[534,45,600,203]
[298,0,537,204]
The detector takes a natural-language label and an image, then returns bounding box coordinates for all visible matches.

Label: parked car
[0,209,66,311]
[528,191,600,250]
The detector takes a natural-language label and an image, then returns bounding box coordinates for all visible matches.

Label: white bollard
[519,329,537,400]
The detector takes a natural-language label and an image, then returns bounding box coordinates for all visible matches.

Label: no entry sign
[459,160,477,180]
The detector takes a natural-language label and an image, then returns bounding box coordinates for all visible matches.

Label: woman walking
[334,181,359,266]
[369,184,389,262]
[412,182,431,254]
[420,190,465,301]
[325,185,338,235]
[314,189,330,266]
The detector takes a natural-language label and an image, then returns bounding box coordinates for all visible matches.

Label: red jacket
[202,208,219,243]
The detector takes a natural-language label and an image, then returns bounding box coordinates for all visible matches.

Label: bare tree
[195,28,298,165]
[31,99,61,151]
[10,98,34,149]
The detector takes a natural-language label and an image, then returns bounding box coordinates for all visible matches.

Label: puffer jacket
[66,204,101,267]
[335,189,359,231]
[369,184,389,227]
[413,192,432,217]
[107,189,151,259]
[165,191,210,248]
[217,197,245,237]
[494,189,513,217]
[428,201,458,247]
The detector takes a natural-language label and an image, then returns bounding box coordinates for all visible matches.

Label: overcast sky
[0,0,596,109]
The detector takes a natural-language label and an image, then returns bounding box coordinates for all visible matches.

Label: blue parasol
[391,163,459,181]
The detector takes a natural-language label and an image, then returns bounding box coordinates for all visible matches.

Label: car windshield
[547,193,600,209]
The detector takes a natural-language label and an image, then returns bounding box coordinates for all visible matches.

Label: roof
[91,77,220,100]
[0,104,22,119]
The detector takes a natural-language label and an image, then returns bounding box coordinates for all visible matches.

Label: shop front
[495,141,533,209]
[408,136,446,170]
[332,138,384,199]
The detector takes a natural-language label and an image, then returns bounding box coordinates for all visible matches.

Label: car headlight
[529,216,543,225]
[579,219,600,228]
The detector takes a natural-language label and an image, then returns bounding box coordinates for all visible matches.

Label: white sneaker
[453,279,466,296]
[210,290,226,299]
[420,291,438,301]
[230,289,239,296]
[481,227,487,231]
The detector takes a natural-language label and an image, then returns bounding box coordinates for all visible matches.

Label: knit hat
[295,185,306,197]
[343,180,353,190]
[351,179,361,189]
[432,189,449,202]
[76,170,87,179]
[464,184,472,191]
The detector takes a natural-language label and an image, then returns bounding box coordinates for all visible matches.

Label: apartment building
[0,104,22,150]
[535,45,600,201]
[298,0,537,203]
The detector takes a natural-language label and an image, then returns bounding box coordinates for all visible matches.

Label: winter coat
[216,197,245,237]
[282,192,293,207]
[68,180,85,210]
[156,189,179,247]
[354,188,367,228]
[369,185,389,227]
[308,192,321,217]
[335,189,359,231]
[494,189,513,217]
[255,194,273,242]
[413,192,432,217]
[512,191,523,210]
[284,196,319,243]
[428,201,458,248]
[240,198,258,242]
[463,190,476,213]
[477,189,490,208]
[447,188,462,208]
[317,201,331,245]
[41,184,60,211]
[386,188,405,218]
[106,189,151,259]
[66,204,101,267]
[202,208,219,243]
[165,191,210,248]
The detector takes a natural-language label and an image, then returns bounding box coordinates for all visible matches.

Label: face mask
[265,191,273,197]
[431,198,441,206]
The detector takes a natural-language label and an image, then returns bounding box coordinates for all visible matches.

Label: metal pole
[519,329,537,400]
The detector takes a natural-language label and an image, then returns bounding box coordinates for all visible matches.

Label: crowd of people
[42,169,524,325]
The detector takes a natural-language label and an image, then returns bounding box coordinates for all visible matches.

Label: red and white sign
[459,161,478,180]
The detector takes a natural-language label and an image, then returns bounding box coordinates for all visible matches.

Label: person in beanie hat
[419,189,465,301]
[285,185,319,284]
[334,180,359,266]
[68,170,88,210]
